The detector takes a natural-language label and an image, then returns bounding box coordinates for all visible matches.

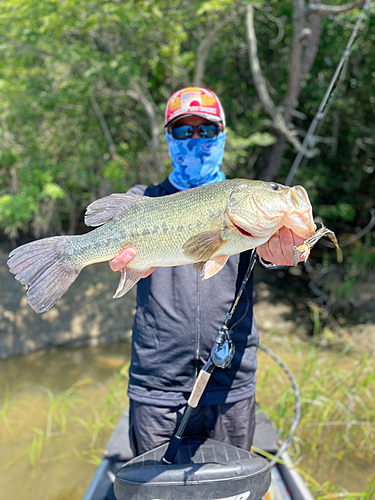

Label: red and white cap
[165,87,226,127]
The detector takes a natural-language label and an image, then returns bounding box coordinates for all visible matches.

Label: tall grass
[0,366,129,470]
[256,339,375,498]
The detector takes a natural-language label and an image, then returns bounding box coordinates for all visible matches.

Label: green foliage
[196,0,233,16]
[223,128,277,177]
[334,232,375,300]
[320,203,357,222]
[0,0,374,238]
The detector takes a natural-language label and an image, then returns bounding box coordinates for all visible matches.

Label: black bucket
[114,436,271,500]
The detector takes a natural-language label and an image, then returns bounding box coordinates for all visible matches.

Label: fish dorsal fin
[182,230,224,262]
[84,193,145,227]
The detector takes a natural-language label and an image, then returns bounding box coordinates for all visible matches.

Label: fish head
[281,185,316,238]
[227,180,316,242]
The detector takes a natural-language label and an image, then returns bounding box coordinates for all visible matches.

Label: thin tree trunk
[125,79,163,172]
[259,133,286,181]
[194,17,234,87]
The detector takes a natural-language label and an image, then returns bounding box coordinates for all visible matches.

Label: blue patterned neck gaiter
[166,131,226,191]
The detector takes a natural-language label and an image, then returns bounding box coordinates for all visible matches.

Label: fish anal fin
[182,231,224,262]
[202,255,229,280]
[85,193,146,227]
[113,267,149,299]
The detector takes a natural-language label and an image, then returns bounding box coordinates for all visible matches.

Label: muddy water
[0,340,373,500]
[0,342,131,500]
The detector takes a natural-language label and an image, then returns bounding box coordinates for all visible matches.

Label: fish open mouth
[233,221,254,238]
[229,216,254,238]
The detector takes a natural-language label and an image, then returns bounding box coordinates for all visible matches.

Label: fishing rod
[162,247,302,467]
[285,0,372,187]
[163,248,258,464]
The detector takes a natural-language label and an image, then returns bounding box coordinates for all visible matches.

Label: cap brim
[165,112,222,128]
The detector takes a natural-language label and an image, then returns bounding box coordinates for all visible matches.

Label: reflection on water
[0,338,373,500]
[0,341,131,392]
[301,457,375,494]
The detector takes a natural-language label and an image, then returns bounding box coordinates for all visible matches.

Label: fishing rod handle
[188,370,212,408]
[163,434,183,464]
[163,405,193,464]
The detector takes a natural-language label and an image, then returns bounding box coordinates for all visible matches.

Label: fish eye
[270,183,279,191]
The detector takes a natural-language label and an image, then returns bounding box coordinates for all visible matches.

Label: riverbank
[0,250,136,358]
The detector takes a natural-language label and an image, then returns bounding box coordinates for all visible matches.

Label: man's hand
[257,227,308,266]
[109,247,155,278]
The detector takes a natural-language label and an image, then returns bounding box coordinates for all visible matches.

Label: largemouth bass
[8,179,316,313]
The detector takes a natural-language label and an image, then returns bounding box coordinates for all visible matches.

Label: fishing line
[229,287,250,330]
[285,0,372,186]
[257,343,301,468]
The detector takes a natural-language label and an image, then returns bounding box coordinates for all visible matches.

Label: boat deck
[83,409,313,500]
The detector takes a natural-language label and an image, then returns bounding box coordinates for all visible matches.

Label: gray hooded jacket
[127,179,259,406]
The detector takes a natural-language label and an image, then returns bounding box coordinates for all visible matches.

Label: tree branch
[245,4,277,117]
[306,0,366,16]
[0,34,51,58]
[281,0,306,121]
[193,16,234,87]
[89,90,118,159]
[264,11,286,46]
[246,4,301,151]
[301,1,322,79]
[125,79,163,170]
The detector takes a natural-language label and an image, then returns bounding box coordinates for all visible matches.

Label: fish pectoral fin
[113,267,149,299]
[85,193,146,227]
[202,255,229,280]
[182,231,224,262]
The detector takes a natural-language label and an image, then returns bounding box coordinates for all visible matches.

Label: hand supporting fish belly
[7,179,329,313]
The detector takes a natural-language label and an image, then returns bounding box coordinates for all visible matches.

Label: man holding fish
[9,87,323,455]
[108,87,309,456]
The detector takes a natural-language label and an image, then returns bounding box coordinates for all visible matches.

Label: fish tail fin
[7,236,81,313]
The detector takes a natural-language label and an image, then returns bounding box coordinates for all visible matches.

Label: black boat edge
[82,408,314,500]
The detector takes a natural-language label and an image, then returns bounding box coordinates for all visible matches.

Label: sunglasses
[168,124,221,140]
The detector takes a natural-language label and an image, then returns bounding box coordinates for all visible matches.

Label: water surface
[0,338,373,500]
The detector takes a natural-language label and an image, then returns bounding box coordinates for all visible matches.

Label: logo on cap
[165,87,225,126]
